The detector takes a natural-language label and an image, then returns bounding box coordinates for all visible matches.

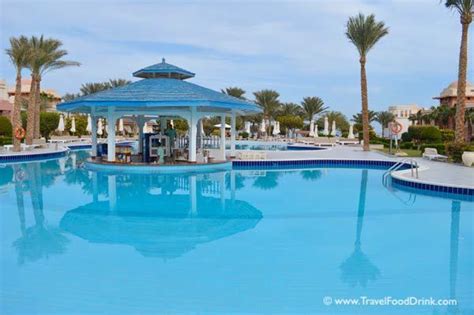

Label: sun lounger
[337,138,359,145]
[422,148,448,161]
[237,151,266,160]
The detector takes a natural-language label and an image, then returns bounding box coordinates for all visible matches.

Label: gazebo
[57,58,261,164]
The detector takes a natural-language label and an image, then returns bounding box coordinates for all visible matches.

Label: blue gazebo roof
[58,59,261,115]
[133,58,195,79]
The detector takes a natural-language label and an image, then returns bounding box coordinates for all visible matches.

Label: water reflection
[340,169,380,287]
[60,171,263,259]
[12,163,69,264]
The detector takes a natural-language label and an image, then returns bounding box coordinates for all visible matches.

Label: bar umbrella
[70,116,76,134]
[348,123,355,139]
[330,121,337,136]
[260,119,266,133]
[313,123,319,138]
[86,115,92,133]
[323,117,329,136]
[272,121,280,136]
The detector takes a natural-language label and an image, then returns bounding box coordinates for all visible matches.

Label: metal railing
[382,158,419,186]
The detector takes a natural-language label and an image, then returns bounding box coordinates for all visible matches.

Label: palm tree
[346,13,389,151]
[445,0,473,143]
[408,110,424,126]
[222,87,246,99]
[352,110,377,125]
[254,90,281,134]
[279,102,303,117]
[79,82,110,95]
[375,111,395,138]
[318,111,350,134]
[108,78,131,88]
[5,36,30,152]
[301,96,328,121]
[25,36,80,144]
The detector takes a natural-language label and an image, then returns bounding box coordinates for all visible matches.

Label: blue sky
[0,0,473,120]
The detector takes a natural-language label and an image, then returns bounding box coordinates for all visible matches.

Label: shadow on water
[340,169,380,287]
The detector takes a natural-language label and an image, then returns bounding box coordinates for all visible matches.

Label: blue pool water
[0,151,472,314]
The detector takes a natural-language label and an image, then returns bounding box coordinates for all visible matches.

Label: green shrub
[40,112,60,140]
[420,143,446,155]
[440,129,455,142]
[407,125,442,146]
[65,115,88,136]
[401,132,411,142]
[446,142,474,163]
[239,131,249,139]
[277,115,303,133]
[0,135,12,146]
[399,142,414,150]
[0,116,12,137]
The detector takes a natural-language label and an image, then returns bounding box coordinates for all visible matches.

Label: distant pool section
[230,141,325,151]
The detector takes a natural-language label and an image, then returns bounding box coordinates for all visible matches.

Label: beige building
[7,79,62,112]
[0,80,13,119]
[387,104,425,136]
[433,80,474,109]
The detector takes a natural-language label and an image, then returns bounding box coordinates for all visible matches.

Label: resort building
[0,80,13,119]
[387,104,425,136]
[7,79,62,112]
[433,80,474,108]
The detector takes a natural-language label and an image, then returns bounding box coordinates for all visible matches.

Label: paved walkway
[255,145,473,189]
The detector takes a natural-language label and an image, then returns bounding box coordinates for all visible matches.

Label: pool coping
[0,147,69,163]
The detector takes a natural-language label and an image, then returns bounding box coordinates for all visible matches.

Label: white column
[137,115,145,154]
[188,109,197,162]
[91,116,98,157]
[107,114,116,162]
[220,115,226,160]
[230,111,236,157]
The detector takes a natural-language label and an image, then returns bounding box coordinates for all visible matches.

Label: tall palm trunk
[34,76,42,139]
[25,74,37,145]
[454,22,470,143]
[360,57,370,151]
[12,73,23,152]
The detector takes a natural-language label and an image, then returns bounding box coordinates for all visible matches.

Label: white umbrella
[260,119,266,133]
[70,116,76,133]
[313,123,319,138]
[170,120,174,128]
[330,120,337,136]
[97,119,103,136]
[214,123,231,128]
[323,117,329,136]
[86,115,92,133]
[70,153,77,169]
[244,121,251,134]
[309,120,315,137]
[348,123,355,139]
[118,119,124,134]
[57,114,65,132]
[272,121,280,136]
[58,157,66,174]
[199,120,205,136]
[142,122,148,133]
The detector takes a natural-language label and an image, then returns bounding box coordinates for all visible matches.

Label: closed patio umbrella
[118,119,124,134]
[86,115,92,133]
[348,123,355,139]
[309,120,315,137]
[260,119,266,133]
[70,116,76,134]
[313,123,319,138]
[245,121,251,134]
[57,114,65,132]
[323,117,329,136]
[330,120,337,136]
[272,121,280,136]
[97,119,103,136]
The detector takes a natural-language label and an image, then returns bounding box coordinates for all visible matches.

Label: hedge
[0,116,12,137]
[407,125,442,144]
[0,135,12,146]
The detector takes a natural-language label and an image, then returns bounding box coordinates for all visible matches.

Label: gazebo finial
[162,57,165,63]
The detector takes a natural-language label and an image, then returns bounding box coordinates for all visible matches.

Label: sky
[0,0,473,120]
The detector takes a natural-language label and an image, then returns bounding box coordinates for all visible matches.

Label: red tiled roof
[0,100,13,111]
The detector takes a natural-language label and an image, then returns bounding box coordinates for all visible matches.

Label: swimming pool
[0,151,472,314]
